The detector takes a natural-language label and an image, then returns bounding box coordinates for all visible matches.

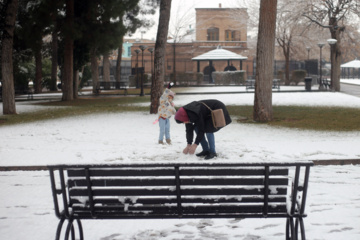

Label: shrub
[170,72,203,86]
[212,71,246,85]
[291,70,306,85]
[129,73,151,87]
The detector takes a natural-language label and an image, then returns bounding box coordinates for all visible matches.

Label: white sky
[130,0,246,40]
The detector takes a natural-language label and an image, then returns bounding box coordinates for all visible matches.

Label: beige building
[130,5,252,83]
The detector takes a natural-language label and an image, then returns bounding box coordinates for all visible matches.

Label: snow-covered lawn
[0,89,360,239]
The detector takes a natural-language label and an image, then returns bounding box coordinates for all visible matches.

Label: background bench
[49,162,313,240]
[95,81,128,95]
[246,79,281,91]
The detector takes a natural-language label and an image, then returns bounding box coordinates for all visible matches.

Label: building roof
[192,45,248,61]
[341,59,360,68]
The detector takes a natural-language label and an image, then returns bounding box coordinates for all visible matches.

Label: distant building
[101,5,252,84]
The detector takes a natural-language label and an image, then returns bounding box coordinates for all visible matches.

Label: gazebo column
[197,61,200,72]
[209,60,213,83]
[240,60,243,70]
[227,60,230,69]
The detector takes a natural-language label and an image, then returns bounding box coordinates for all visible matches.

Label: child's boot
[166,139,172,145]
[158,140,165,144]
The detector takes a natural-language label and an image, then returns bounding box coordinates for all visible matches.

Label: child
[158,83,176,144]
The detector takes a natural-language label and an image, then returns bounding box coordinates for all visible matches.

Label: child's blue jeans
[159,118,170,141]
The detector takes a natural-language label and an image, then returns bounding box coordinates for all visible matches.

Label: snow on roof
[341,59,360,68]
[192,45,248,61]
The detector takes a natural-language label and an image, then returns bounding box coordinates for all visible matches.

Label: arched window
[207,27,219,41]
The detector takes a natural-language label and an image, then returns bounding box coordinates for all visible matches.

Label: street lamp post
[306,47,311,76]
[134,49,140,89]
[317,43,325,90]
[327,38,338,91]
[139,45,147,96]
[148,47,154,88]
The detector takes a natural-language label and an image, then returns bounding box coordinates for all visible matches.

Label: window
[207,27,219,41]
[225,30,241,41]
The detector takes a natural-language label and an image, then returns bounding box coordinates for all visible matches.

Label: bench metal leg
[295,218,306,240]
[56,218,84,240]
[286,218,295,240]
[55,217,65,240]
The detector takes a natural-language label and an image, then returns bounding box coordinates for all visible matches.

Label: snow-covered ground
[0,86,360,239]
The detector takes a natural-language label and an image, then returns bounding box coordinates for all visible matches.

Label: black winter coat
[182,99,232,145]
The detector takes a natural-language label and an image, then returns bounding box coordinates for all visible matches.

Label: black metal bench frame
[48,162,313,240]
[95,81,128,95]
[318,78,331,90]
[0,86,33,101]
[246,79,280,91]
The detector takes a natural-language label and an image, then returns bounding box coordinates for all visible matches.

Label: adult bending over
[174,99,232,160]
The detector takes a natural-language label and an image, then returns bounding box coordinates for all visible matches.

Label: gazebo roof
[341,59,360,68]
[192,45,248,61]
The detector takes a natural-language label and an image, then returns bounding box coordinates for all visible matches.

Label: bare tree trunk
[103,52,110,89]
[91,48,99,93]
[1,0,18,115]
[150,0,172,114]
[62,0,74,101]
[173,42,176,85]
[50,24,58,91]
[332,41,341,91]
[330,22,342,92]
[115,38,123,83]
[253,0,277,122]
[34,47,43,93]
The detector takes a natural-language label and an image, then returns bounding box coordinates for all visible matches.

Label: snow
[1,85,360,239]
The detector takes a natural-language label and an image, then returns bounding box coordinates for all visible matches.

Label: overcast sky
[129,0,247,40]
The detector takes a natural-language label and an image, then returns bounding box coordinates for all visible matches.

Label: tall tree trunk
[253,0,277,122]
[115,39,123,83]
[62,0,74,101]
[50,23,58,91]
[103,52,110,89]
[73,69,79,99]
[34,47,42,93]
[91,48,99,93]
[150,0,172,114]
[284,48,290,85]
[1,0,18,115]
[330,25,342,92]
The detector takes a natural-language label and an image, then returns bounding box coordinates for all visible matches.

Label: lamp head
[317,43,325,48]
[327,38,337,45]
[139,45,147,51]
[148,47,154,53]
[134,49,140,54]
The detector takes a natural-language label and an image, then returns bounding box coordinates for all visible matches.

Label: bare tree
[253,0,278,122]
[275,0,310,85]
[1,0,19,114]
[150,0,172,114]
[302,0,360,91]
[167,2,194,84]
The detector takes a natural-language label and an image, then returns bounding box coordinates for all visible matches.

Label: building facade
[129,5,252,83]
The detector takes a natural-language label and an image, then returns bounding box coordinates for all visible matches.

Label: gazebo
[340,59,360,78]
[192,45,247,83]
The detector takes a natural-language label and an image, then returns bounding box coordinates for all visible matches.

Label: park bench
[246,79,280,91]
[0,86,33,101]
[95,81,128,95]
[15,86,34,99]
[48,161,313,240]
[318,78,331,90]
